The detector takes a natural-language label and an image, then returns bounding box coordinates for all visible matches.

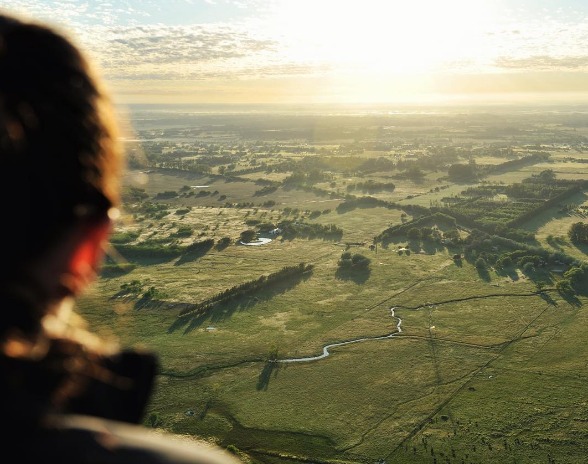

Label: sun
[268,0,498,76]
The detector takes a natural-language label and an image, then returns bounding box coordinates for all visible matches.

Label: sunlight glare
[269,0,498,75]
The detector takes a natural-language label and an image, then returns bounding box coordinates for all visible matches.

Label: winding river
[277,308,402,363]
[274,290,544,364]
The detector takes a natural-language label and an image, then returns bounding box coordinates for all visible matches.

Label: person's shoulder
[31,414,243,464]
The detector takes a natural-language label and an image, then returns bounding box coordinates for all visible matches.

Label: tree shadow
[560,291,582,307]
[573,284,588,298]
[539,292,558,306]
[335,202,358,214]
[169,272,312,334]
[168,310,210,334]
[572,241,588,257]
[495,266,519,281]
[476,266,491,282]
[523,236,542,248]
[99,263,136,278]
[380,236,406,249]
[520,269,554,286]
[215,240,231,251]
[421,240,446,255]
[522,192,587,233]
[181,311,211,333]
[115,254,178,266]
[133,296,159,310]
[406,176,425,185]
[167,316,190,334]
[335,267,371,284]
[174,241,214,266]
[546,235,567,251]
[256,361,281,391]
[407,239,420,252]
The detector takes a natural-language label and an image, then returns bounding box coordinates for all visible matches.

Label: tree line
[177,263,314,318]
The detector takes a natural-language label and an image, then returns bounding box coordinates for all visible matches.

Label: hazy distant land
[79,103,588,463]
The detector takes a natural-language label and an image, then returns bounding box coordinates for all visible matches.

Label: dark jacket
[1,349,241,464]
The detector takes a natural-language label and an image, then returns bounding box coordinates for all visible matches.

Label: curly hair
[0,15,122,272]
[0,14,126,416]
[0,15,122,334]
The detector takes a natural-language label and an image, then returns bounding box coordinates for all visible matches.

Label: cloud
[82,23,284,79]
[104,25,274,64]
[9,0,588,91]
[1,1,327,81]
[0,0,146,26]
[78,20,338,82]
[104,58,331,81]
[495,55,588,71]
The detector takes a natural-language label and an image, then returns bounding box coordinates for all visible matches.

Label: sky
[3,0,588,105]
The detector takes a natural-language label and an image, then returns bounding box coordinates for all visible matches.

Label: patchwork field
[78,107,588,463]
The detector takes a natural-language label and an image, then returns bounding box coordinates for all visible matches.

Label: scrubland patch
[78,111,588,463]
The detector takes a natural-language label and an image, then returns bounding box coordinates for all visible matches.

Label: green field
[78,108,588,463]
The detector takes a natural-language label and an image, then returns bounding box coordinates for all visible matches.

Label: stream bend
[277,308,402,363]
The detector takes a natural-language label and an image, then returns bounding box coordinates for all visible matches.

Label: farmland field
[77,105,588,463]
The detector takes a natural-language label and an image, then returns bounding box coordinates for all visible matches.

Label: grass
[309,207,406,242]
[76,128,588,463]
[78,233,586,461]
[519,191,588,262]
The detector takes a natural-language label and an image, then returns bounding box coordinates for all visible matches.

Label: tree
[338,252,370,270]
[475,257,487,269]
[407,228,421,240]
[122,186,149,203]
[448,163,476,180]
[537,169,556,182]
[563,264,588,291]
[420,227,434,240]
[142,286,165,300]
[568,222,588,244]
[405,166,425,180]
[338,252,352,268]
[120,280,143,295]
[522,262,535,274]
[147,412,163,428]
[556,278,574,295]
[239,229,257,243]
[535,281,546,292]
[351,253,371,269]
[216,237,232,249]
[496,255,512,268]
[444,228,460,244]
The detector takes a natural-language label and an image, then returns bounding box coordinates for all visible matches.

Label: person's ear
[67,218,112,292]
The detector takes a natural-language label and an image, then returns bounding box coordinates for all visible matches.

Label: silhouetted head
[0,14,122,343]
